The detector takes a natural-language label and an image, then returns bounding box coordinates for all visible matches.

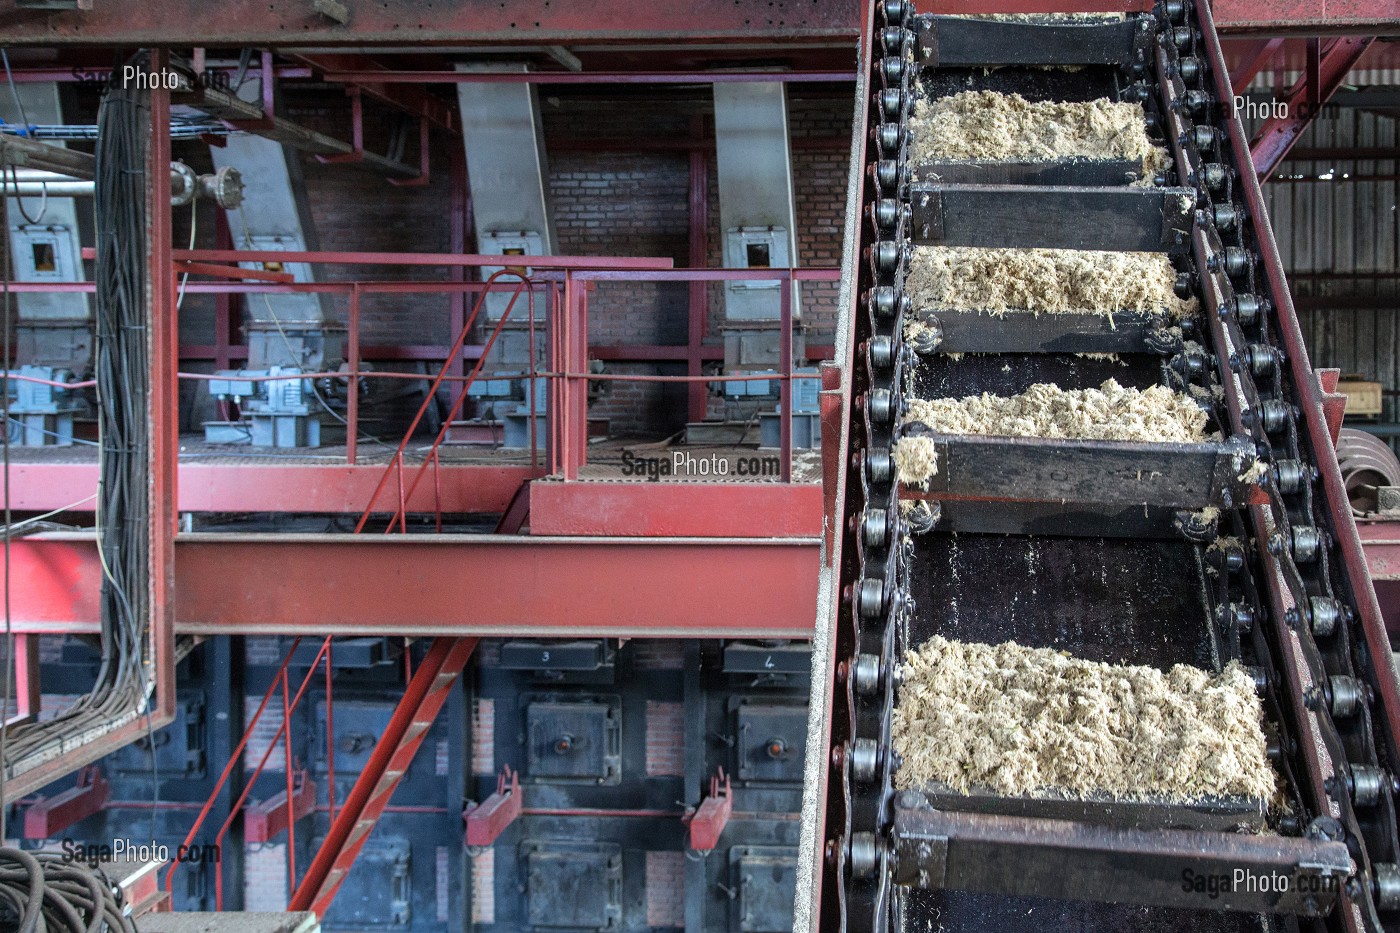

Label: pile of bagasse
[892,89,1278,805]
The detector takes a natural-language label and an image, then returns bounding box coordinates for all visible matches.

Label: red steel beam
[316,70,857,84]
[173,249,672,271]
[22,766,109,839]
[928,0,1152,9]
[0,1,862,45]
[290,637,478,918]
[1228,37,1285,94]
[1357,521,1400,639]
[0,1,1388,45]
[1250,36,1376,181]
[1213,0,1400,34]
[528,482,822,537]
[8,533,819,638]
[245,771,317,843]
[288,54,457,131]
[8,463,543,514]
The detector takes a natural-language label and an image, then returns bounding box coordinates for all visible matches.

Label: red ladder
[289,637,479,916]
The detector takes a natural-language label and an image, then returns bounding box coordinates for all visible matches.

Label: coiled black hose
[0,847,136,933]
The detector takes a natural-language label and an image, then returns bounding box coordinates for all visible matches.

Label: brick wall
[634,641,686,670]
[470,848,496,925]
[471,697,495,776]
[645,850,686,928]
[244,842,288,911]
[243,696,285,772]
[644,700,685,777]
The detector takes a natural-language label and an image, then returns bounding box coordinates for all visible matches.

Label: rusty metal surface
[1212,0,1400,34]
[0,0,1381,47]
[0,0,862,45]
[893,805,1352,915]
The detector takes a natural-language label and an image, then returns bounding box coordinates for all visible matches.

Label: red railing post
[779,272,793,483]
[347,285,360,464]
[281,667,297,889]
[325,640,336,824]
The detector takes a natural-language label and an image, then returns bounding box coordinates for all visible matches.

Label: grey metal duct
[204,77,335,370]
[454,63,555,443]
[713,82,800,325]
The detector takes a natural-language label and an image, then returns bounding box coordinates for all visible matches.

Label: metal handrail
[353,269,536,533]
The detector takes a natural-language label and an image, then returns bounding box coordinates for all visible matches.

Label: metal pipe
[0,165,243,207]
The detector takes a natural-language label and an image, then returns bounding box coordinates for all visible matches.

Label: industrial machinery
[204,367,321,448]
[3,365,77,446]
[804,2,1400,932]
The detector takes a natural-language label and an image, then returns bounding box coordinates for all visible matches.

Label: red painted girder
[1356,521,1400,637]
[22,766,109,838]
[929,0,1151,10]
[245,771,318,843]
[8,463,542,514]
[287,54,457,131]
[290,637,478,918]
[174,249,672,270]
[1214,0,1400,33]
[1250,37,1376,181]
[528,482,822,537]
[0,1,861,45]
[464,767,522,847]
[1228,37,1285,94]
[8,533,819,638]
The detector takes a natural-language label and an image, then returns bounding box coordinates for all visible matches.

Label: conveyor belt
[804,3,1400,932]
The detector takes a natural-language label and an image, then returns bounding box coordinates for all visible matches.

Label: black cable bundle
[1,57,152,769]
[91,55,152,713]
[0,847,137,933]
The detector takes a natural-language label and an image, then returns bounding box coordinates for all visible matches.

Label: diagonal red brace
[245,770,318,843]
[23,766,109,839]
[464,765,522,847]
[1249,37,1375,182]
[684,768,732,852]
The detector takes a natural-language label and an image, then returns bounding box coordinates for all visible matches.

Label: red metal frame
[21,766,110,838]
[1248,36,1376,181]
[1,50,179,801]
[1228,37,1286,94]
[1201,0,1400,846]
[5,634,40,728]
[529,482,822,538]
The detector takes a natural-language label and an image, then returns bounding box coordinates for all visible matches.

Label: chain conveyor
[801,3,1400,932]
